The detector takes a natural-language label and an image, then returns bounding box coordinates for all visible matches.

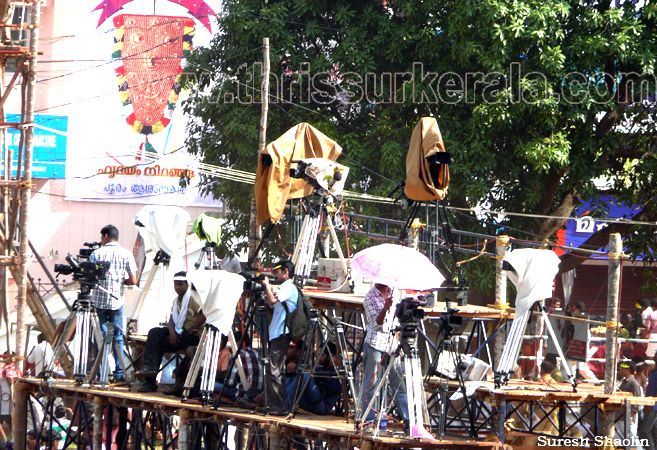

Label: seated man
[136,271,205,392]
[286,341,342,415]
[214,334,265,401]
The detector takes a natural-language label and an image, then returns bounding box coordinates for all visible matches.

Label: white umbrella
[351,243,445,291]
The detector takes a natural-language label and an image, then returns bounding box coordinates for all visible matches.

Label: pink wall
[5,178,222,311]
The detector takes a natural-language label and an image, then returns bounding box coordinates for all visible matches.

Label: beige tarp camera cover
[404,117,450,201]
[255,123,342,225]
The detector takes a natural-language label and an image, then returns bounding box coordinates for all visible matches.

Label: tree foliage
[182,0,657,301]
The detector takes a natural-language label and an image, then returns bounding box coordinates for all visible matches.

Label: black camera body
[54,254,109,284]
[78,241,101,260]
[395,297,427,324]
[242,272,266,296]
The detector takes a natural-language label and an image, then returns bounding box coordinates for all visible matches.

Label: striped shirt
[226,347,265,394]
[363,286,398,353]
[89,242,138,310]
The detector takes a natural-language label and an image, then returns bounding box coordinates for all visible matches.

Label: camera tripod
[212,293,270,410]
[424,307,476,438]
[182,292,270,410]
[495,300,577,391]
[195,242,220,270]
[292,189,348,287]
[44,284,128,386]
[360,320,434,439]
[287,309,360,421]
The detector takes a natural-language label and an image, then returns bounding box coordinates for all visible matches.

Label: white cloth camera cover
[187,270,245,334]
[504,248,560,315]
[134,205,191,256]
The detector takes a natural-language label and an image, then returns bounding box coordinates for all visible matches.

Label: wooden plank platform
[22,378,503,449]
[306,290,511,319]
[426,378,656,408]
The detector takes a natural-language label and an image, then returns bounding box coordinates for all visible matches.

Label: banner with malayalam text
[64,148,218,207]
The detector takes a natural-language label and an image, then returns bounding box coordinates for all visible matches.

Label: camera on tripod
[242,272,266,296]
[289,158,347,198]
[438,308,463,334]
[54,254,110,284]
[395,297,427,324]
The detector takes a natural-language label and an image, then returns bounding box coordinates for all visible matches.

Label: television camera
[290,158,347,200]
[54,254,109,288]
[242,271,267,298]
[395,296,427,325]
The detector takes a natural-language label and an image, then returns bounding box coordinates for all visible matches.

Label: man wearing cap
[136,271,206,392]
[261,260,298,415]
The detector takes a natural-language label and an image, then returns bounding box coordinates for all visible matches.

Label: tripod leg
[360,349,398,425]
[200,328,222,405]
[182,327,208,401]
[540,308,577,390]
[255,305,270,413]
[291,215,310,266]
[495,306,532,384]
[333,313,360,421]
[44,310,76,378]
[404,356,415,429]
[289,317,323,416]
[73,308,92,384]
[325,216,348,276]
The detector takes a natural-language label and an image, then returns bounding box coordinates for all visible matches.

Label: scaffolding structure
[0,1,49,447]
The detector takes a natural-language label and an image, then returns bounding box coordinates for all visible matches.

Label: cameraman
[261,260,298,416]
[360,283,409,427]
[89,224,138,382]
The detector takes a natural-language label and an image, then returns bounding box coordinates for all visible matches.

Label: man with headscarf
[136,271,206,392]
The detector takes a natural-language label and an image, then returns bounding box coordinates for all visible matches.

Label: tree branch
[538,190,579,240]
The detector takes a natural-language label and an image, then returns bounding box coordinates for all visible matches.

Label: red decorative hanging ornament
[94,0,215,32]
[113,14,194,135]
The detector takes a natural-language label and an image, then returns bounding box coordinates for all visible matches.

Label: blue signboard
[564,195,642,259]
[3,114,68,179]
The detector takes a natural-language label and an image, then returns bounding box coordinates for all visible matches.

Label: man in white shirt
[27,333,53,377]
[135,271,205,392]
[219,245,241,274]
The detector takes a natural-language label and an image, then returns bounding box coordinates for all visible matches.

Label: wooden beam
[0,57,26,112]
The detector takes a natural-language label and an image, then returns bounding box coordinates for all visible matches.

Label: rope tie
[606,321,621,330]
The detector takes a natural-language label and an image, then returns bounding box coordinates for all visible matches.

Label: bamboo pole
[268,423,281,450]
[248,37,270,268]
[11,381,27,450]
[1,23,11,355]
[178,409,191,450]
[93,397,105,450]
[602,233,622,439]
[494,235,509,366]
[14,0,41,375]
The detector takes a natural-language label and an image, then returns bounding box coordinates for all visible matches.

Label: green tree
[182,0,657,301]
